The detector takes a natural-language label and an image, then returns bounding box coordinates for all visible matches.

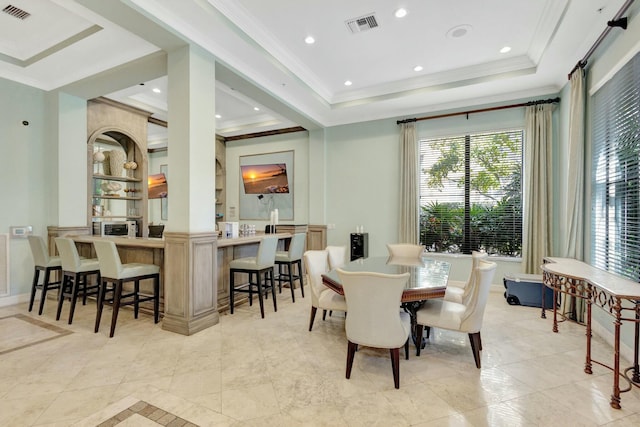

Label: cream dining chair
[386,243,425,258]
[54,237,100,324]
[326,245,348,270]
[229,235,278,318]
[93,240,160,337]
[337,268,411,389]
[304,250,347,331]
[274,232,306,302]
[27,235,62,315]
[415,259,497,368]
[443,251,488,304]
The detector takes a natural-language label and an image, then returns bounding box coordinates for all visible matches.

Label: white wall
[0,78,48,300]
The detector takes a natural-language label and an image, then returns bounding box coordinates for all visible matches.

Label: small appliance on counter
[93,220,137,237]
[218,221,239,238]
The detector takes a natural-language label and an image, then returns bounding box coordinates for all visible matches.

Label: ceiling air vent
[2,4,30,20]
[345,13,378,34]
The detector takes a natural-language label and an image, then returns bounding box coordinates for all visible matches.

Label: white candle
[270,211,275,225]
[274,209,279,225]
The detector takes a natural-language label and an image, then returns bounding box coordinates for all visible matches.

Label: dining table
[322,255,451,344]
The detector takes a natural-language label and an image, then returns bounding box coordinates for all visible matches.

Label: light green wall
[225,131,310,227]
[0,78,48,297]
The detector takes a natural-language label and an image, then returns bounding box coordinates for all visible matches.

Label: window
[592,51,640,281]
[419,130,523,256]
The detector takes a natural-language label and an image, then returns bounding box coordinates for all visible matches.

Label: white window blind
[419,130,523,256]
[592,51,640,281]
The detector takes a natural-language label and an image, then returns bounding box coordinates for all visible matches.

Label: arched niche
[87,98,151,237]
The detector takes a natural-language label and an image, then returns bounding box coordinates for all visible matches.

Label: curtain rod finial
[608,17,628,30]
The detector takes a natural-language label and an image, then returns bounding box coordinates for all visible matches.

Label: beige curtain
[563,68,587,323]
[564,69,585,260]
[522,104,554,274]
[399,122,418,244]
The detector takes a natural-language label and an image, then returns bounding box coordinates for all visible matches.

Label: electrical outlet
[328,223,335,229]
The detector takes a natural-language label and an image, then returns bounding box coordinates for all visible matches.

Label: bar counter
[70,232,293,315]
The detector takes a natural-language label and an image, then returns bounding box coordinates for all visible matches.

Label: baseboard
[0,292,29,308]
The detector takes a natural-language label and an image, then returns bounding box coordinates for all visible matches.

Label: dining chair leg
[468,332,482,368]
[230,271,235,314]
[309,306,318,331]
[38,268,53,315]
[404,338,409,360]
[256,273,265,318]
[134,280,140,319]
[346,340,357,379]
[322,310,327,321]
[68,272,81,324]
[95,279,107,333]
[153,275,160,323]
[28,267,40,312]
[109,280,123,338]
[415,325,424,356]
[296,259,304,298]
[55,274,70,321]
[390,348,400,389]
[269,269,277,313]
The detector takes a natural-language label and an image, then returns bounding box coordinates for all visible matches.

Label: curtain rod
[567,0,634,79]
[396,97,560,125]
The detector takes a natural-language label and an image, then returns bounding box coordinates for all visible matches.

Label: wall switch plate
[10,226,33,238]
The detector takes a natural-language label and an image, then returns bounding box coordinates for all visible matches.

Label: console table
[541,257,640,409]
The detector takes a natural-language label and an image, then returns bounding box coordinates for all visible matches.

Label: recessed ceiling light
[446,24,472,39]
[500,46,512,54]
[305,35,315,44]
[344,80,352,86]
[215,114,221,119]
[414,65,423,72]
[254,107,260,111]
[152,88,161,93]
[395,8,407,18]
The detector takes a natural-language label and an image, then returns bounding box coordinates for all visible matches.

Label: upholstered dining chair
[444,251,488,304]
[304,250,347,331]
[93,240,160,337]
[386,243,425,258]
[229,235,278,318]
[274,232,306,302]
[27,235,62,315]
[415,259,497,368]
[326,245,348,270]
[54,237,100,324]
[337,268,411,389]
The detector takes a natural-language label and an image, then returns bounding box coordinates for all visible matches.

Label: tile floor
[1,287,640,426]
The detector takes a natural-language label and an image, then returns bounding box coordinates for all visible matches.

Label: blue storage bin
[503,273,554,308]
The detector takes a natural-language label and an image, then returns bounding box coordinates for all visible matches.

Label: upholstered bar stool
[93,240,160,337]
[54,237,100,324]
[27,235,62,315]
[229,235,278,318]
[274,232,306,302]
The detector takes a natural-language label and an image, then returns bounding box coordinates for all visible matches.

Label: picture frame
[239,150,294,220]
[160,164,168,220]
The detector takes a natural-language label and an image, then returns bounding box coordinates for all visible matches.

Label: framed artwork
[239,150,293,220]
[160,164,168,220]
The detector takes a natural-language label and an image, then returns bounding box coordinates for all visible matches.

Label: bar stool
[93,240,160,337]
[27,235,62,315]
[54,237,100,324]
[229,235,278,318]
[274,232,306,302]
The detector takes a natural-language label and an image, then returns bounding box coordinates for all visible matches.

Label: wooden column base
[162,231,219,335]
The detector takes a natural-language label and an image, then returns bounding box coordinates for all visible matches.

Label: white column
[163,44,219,335]
[166,44,216,232]
[49,92,88,227]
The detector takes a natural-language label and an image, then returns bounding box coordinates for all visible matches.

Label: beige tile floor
[1,287,640,426]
